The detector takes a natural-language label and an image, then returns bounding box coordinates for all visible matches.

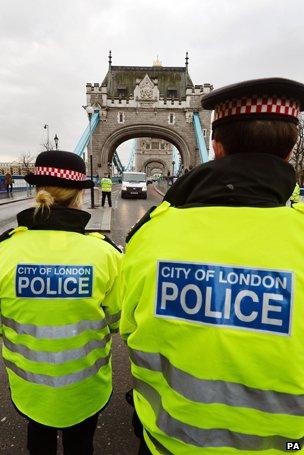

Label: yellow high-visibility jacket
[290,183,301,203]
[121,200,304,454]
[0,206,122,427]
[100,178,112,192]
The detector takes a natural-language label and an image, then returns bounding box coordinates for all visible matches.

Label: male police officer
[120,78,304,454]
[100,173,112,207]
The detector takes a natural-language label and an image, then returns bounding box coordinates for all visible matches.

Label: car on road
[121,172,147,199]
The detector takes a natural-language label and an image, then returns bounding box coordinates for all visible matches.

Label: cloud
[0,0,303,162]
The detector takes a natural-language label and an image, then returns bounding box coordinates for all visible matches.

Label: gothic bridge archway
[99,124,191,173]
[142,158,168,175]
[85,54,213,176]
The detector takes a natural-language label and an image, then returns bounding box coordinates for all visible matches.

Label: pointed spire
[153,55,162,67]
[185,51,189,68]
[108,50,112,68]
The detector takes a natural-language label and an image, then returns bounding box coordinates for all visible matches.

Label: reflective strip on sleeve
[105,311,121,326]
[135,378,304,451]
[130,349,304,416]
[5,353,111,387]
[3,333,111,364]
[2,316,108,339]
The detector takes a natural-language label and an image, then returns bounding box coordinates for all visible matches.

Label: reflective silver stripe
[135,378,303,451]
[5,353,111,387]
[105,311,121,326]
[3,333,111,363]
[130,349,304,416]
[2,316,108,339]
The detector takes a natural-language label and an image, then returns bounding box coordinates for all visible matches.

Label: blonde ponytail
[34,186,84,216]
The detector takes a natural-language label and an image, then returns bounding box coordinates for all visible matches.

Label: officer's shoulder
[126,201,171,243]
[126,206,157,244]
[85,230,122,253]
[0,228,15,243]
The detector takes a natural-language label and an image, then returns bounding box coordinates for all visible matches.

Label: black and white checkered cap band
[35,166,86,181]
[214,96,300,121]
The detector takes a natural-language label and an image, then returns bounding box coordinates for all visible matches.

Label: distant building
[0,162,35,176]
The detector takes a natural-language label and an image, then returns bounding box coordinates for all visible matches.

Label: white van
[121,172,147,199]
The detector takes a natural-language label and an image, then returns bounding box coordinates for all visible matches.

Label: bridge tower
[135,138,173,176]
[85,52,213,176]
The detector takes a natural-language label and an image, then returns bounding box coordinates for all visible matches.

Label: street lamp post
[54,134,59,150]
[83,105,95,208]
[172,160,175,177]
[44,124,50,150]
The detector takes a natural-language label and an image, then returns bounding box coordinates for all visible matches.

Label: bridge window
[168,113,175,125]
[161,143,165,150]
[152,142,159,149]
[167,89,178,99]
[117,87,127,98]
[146,143,151,149]
[117,112,125,124]
[203,129,207,137]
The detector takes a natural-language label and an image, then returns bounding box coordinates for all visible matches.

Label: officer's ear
[212,140,226,159]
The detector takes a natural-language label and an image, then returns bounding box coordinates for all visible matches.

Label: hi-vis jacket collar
[202,77,304,127]
[17,206,91,234]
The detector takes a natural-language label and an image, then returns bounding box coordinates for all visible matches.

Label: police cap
[202,77,304,129]
[25,150,94,189]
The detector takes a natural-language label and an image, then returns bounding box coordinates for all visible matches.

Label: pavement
[0,190,33,206]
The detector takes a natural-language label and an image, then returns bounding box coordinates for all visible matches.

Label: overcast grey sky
[0,0,303,164]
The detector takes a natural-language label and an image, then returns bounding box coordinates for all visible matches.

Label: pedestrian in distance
[100,173,112,207]
[5,171,13,197]
[0,150,122,455]
[120,78,304,454]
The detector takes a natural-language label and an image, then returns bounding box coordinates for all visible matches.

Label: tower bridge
[135,137,173,176]
[79,52,213,175]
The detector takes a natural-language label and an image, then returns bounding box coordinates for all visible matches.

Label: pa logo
[286,442,302,451]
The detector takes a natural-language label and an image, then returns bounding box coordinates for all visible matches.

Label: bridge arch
[99,124,191,174]
[142,158,168,175]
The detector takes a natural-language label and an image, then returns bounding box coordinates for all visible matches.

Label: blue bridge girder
[74,112,100,156]
[193,112,209,163]
[74,111,124,174]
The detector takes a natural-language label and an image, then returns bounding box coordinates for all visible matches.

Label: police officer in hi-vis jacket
[0,151,122,455]
[120,78,304,454]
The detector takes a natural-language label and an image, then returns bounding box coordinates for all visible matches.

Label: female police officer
[0,150,122,454]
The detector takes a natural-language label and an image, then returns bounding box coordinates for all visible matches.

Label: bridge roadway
[0,184,163,455]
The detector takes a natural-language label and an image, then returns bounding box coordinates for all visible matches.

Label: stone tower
[85,52,213,176]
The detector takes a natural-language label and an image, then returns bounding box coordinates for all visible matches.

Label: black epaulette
[85,230,122,253]
[0,228,15,243]
[103,234,123,253]
[126,206,156,244]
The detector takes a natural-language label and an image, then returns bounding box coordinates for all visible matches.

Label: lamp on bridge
[172,160,175,177]
[54,134,59,150]
[82,105,95,208]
